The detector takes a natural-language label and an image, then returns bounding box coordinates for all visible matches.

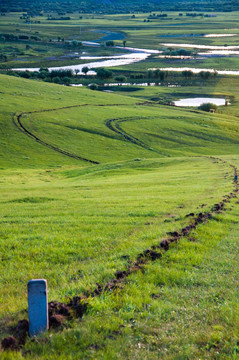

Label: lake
[150,67,239,76]
[174,97,226,107]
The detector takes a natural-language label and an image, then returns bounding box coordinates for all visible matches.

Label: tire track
[13,103,129,165]
[14,112,100,164]
[14,102,166,163]
[105,116,161,153]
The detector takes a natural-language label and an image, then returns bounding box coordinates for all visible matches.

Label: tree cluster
[1,0,238,14]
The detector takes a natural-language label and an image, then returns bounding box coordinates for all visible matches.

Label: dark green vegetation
[0,70,239,359]
[1,0,238,14]
[6,68,218,88]
[198,102,218,112]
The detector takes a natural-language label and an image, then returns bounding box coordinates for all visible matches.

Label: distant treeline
[0,33,40,41]
[0,0,238,14]
[4,67,218,87]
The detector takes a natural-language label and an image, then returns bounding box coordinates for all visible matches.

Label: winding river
[12,36,239,76]
[13,43,159,75]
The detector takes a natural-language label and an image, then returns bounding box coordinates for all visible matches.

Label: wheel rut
[14,103,166,165]
[105,116,157,152]
[15,112,100,164]
[13,103,128,165]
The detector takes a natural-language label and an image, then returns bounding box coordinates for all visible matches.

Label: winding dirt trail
[66,157,238,315]
[14,101,219,164]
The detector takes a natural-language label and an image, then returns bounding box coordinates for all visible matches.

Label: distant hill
[1,0,238,14]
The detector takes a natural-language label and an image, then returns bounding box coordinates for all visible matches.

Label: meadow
[0,8,239,359]
[0,71,239,359]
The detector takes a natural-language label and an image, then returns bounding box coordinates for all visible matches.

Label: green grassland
[112,75,239,114]
[0,72,239,359]
[1,11,239,70]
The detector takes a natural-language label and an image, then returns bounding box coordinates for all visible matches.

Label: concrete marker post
[28,279,49,337]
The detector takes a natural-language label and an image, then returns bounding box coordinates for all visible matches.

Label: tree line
[1,0,238,14]
[3,67,218,86]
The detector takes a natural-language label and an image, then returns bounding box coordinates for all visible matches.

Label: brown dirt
[67,296,88,318]
[49,315,66,329]
[186,212,195,217]
[13,319,29,346]
[151,293,161,299]
[137,249,162,262]
[160,239,170,250]
[188,236,197,242]
[48,301,71,318]
[1,336,17,350]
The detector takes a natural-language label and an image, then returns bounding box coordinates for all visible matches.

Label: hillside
[1,75,239,169]
[0,74,239,359]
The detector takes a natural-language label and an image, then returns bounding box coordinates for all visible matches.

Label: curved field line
[13,102,163,164]
[105,116,161,153]
[13,103,127,165]
[14,112,100,164]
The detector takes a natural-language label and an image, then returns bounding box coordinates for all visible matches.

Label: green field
[1,11,239,71]
[0,71,239,359]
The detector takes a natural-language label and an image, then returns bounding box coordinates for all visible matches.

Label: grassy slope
[0,74,239,359]
[0,74,137,168]
[113,75,239,117]
[1,176,239,360]
[16,193,239,360]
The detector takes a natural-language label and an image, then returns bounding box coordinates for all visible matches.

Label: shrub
[114,75,126,82]
[199,71,211,80]
[18,35,29,40]
[62,76,71,85]
[52,76,61,84]
[50,70,73,79]
[19,71,31,78]
[105,40,114,47]
[198,103,217,112]
[95,68,112,79]
[182,70,193,78]
[89,83,98,90]
[82,66,89,75]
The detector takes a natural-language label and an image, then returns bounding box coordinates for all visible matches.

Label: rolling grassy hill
[0,74,239,359]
